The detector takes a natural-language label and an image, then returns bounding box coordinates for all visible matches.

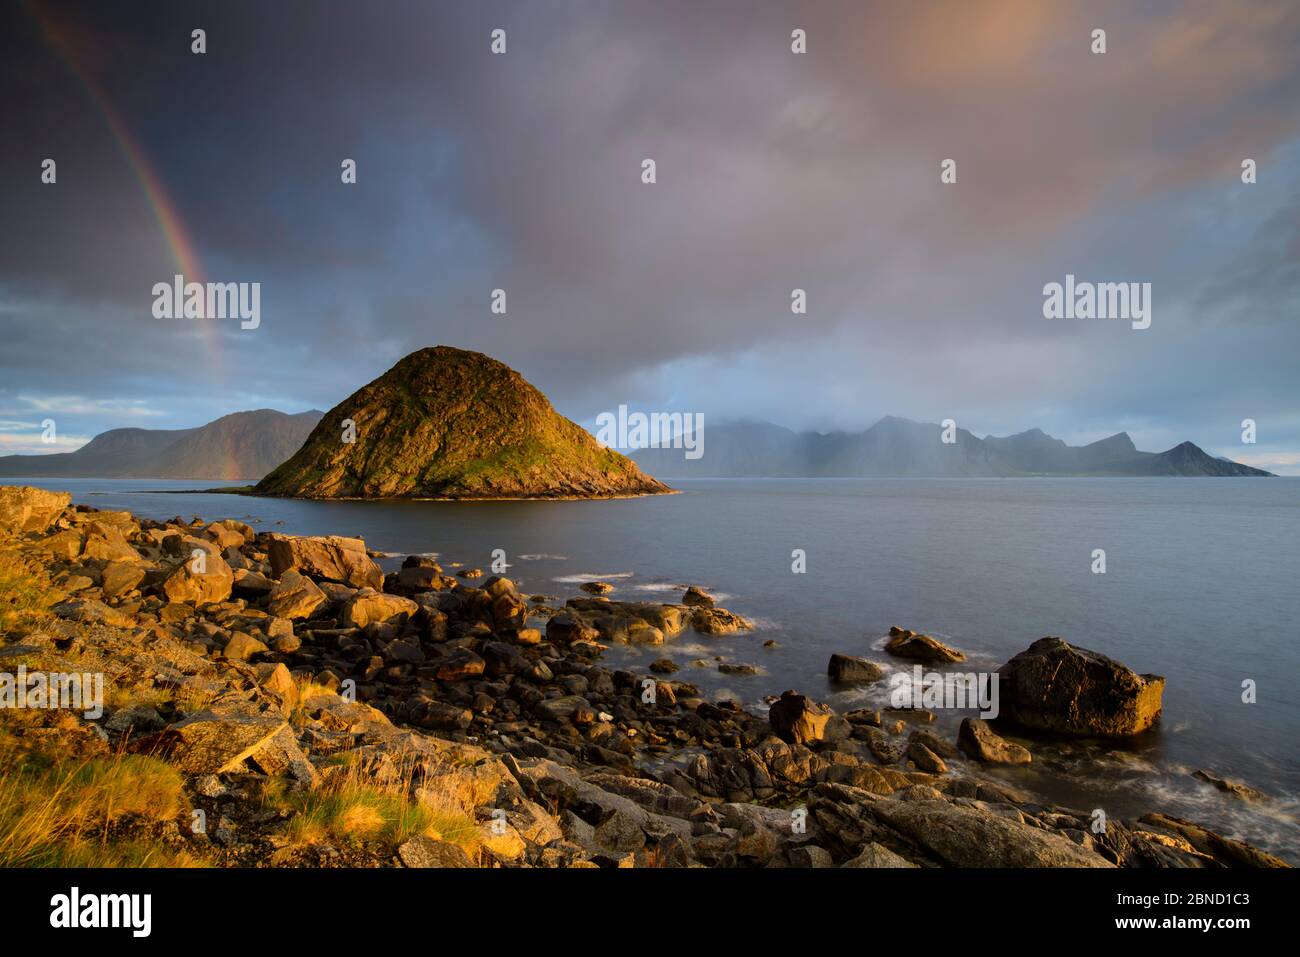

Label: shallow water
[9,475,1299,861]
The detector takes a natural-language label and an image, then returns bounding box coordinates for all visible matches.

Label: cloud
[0,0,1296,461]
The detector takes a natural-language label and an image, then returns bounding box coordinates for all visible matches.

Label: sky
[1,0,1298,472]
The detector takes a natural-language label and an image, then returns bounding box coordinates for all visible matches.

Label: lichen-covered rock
[0,486,70,536]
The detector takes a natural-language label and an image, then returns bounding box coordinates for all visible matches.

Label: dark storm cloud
[1,0,1298,469]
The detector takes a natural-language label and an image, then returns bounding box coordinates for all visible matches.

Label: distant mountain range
[0,409,323,481]
[632,417,1273,477]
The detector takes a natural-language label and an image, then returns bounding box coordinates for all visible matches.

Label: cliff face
[255,346,672,500]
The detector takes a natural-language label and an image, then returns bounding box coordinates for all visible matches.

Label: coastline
[0,483,1290,869]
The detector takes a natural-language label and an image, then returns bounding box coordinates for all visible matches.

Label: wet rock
[580,581,615,595]
[690,606,752,635]
[885,628,965,664]
[907,739,948,774]
[650,658,679,674]
[682,586,715,607]
[1192,769,1263,802]
[1135,813,1289,868]
[828,653,885,684]
[998,636,1164,737]
[868,786,1113,867]
[958,718,1032,765]
[718,662,758,676]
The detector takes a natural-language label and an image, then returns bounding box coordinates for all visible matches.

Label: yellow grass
[263,750,484,861]
[0,548,58,634]
[0,737,201,867]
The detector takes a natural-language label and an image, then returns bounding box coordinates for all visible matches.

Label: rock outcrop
[998,636,1165,737]
[0,486,71,536]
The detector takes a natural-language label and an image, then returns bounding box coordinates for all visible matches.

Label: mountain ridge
[0,409,324,481]
[632,417,1273,477]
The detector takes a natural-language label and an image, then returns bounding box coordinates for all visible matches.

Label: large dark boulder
[827,653,885,684]
[997,637,1164,737]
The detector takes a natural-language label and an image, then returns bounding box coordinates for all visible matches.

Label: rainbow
[33,5,208,285]
[30,2,238,462]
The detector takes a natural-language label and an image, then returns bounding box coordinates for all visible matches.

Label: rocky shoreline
[0,485,1288,868]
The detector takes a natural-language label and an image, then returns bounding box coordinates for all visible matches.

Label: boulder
[205,522,246,550]
[906,739,948,774]
[958,718,1032,765]
[153,709,288,774]
[266,534,383,589]
[828,653,885,684]
[1191,769,1263,802]
[80,521,142,563]
[682,586,715,607]
[340,589,419,629]
[998,637,1164,737]
[233,568,275,597]
[768,690,833,746]
[0,486,70,536]
[885,628,965,664]
[161,551,233,605]
[397,835,474,868]
[690,606,752,635]
[843,842,919,868]
[223,632,269,662]
[868,786,1112,867]
[100,561,146,599]
[265,570,326,620]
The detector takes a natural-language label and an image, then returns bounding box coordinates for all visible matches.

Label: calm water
[9,475,1299,861]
